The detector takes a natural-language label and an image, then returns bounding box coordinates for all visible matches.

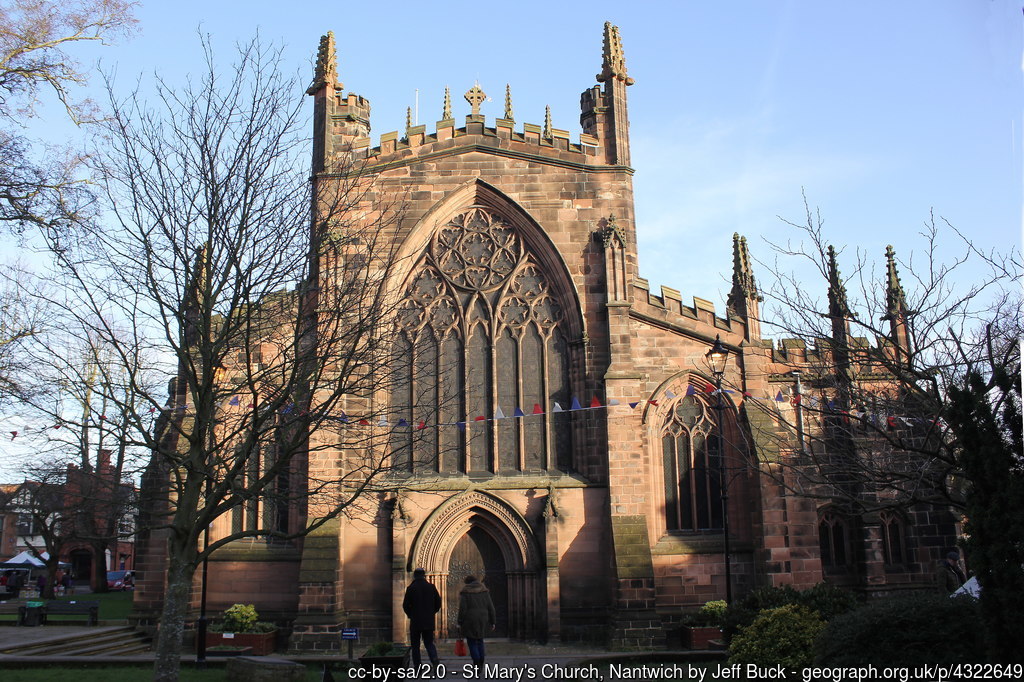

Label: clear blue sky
[35,0,1024,309]
[1,0,1021,480]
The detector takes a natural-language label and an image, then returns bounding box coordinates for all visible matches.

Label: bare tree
[2,316,147,591]
[741,198,1021,515]
[36,35,418,681]
[0,263,48,401]
[0,0,137,235]
[4,472,70,598]
[739,198,1021,658]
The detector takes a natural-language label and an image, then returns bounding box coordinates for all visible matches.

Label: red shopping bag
[454,638,468,657]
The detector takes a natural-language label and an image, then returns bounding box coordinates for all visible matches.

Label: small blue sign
[341,628,359,640]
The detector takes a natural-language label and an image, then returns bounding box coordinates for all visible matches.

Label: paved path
[0,626,717,681]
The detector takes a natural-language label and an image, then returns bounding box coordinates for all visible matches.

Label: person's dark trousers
[466,637,485,667]
[410,628,439,666]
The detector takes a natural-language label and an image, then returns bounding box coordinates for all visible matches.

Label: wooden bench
[42,600,100,625]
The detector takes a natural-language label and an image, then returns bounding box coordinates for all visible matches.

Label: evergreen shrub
[815,593,985,666]
[729,604,824,669]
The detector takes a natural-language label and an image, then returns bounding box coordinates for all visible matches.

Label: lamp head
[706,335,728,376]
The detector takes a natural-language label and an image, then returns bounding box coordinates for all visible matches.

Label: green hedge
[723,584,858,640]
[815,593,985,666]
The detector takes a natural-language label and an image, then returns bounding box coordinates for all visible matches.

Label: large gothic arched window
[662,395,723,532]
[391,207,573,475]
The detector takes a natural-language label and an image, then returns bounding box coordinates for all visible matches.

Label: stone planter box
[207,631,276,656]
[682,625,722,650]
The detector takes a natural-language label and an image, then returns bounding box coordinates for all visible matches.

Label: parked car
[107,570,134,590]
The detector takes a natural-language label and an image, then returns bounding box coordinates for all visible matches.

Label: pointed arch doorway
[410,490,543,641]
[446,526,509,637]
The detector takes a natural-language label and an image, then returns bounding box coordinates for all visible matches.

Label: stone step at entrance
[0,625,151,657]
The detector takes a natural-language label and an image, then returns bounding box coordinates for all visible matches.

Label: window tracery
[819,509,852,571]
[391,207,573,475]
[879,511,906,565]
[662,394,723,532]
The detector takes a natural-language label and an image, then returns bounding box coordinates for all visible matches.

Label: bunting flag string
[0,386,944,440]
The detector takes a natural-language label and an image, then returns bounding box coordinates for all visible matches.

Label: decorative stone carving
[464,84,487,117]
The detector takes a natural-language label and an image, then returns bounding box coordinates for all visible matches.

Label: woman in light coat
[457,575,495,673]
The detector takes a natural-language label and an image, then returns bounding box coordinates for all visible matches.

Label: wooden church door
[446,526,508,637]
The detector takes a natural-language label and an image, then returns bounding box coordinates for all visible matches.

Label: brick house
[0,450,136,587]
[133,23,957,650]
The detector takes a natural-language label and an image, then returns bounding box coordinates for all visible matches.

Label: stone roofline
[628,276,747,341]
[328,96,607,167]
[626,274,902,368]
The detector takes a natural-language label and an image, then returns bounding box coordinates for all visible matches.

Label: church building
[133,23,958,651]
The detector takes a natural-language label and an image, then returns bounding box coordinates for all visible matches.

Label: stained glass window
[391,207,573,474]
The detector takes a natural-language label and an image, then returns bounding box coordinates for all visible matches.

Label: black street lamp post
[196,523,210,667]
[706,335,732,604]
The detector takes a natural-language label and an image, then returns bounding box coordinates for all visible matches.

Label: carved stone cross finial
[464,83,487,116]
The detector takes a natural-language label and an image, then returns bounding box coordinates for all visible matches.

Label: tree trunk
[91,541,110,593]
[43,563,58,599]
[153,543,196,682]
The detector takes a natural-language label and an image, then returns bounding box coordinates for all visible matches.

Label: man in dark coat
[402,567,442,666]
[457,575,496,673]
[938,550,967,594]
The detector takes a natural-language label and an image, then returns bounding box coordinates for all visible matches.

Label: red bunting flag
[417,420,427,430]
[647,399,659,406]
[10,431,17,440]
[589,396,602,408]
[703,385,715,394]
[532,403,544,415]
[358,418,370,426]
[474,415,486,422]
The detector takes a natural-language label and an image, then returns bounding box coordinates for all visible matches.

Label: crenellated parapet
[763,334,909,384]
[321,92,603,172]
[311,25,633,175]
[628,276,751,340]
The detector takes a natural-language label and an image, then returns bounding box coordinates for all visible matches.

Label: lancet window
[390,207,573,475]
[662,394,723,532]
[819,509,852,571]
[879,511,906,566]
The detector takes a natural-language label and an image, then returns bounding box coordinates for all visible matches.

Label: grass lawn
[52,589,135,620]
[0,589,135,623]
